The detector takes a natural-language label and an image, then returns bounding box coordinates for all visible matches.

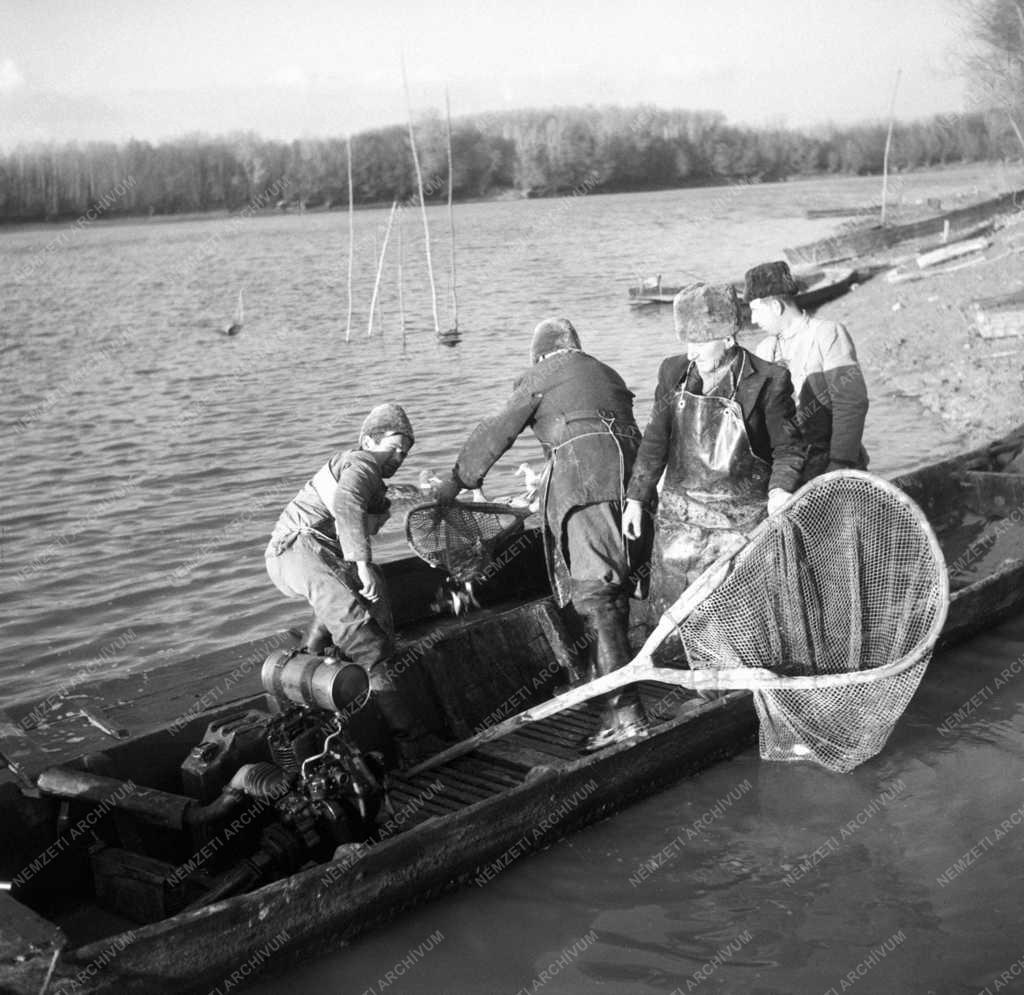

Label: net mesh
[405,501,530,583]
[675,471,948,773]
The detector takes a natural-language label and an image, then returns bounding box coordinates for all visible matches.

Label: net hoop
[675,469,949,690]
[404,500,532,582]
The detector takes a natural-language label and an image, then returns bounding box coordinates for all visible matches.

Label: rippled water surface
[244,615,1024,995]
[4,165,1021,994]
[3,168,985,698]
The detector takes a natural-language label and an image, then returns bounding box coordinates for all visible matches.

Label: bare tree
[958,0,1024,154]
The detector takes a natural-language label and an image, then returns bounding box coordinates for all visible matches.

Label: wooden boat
[805,205,882,219]
[2,426,1024,994]
[784,186,1024,266]
[628,267,859,311]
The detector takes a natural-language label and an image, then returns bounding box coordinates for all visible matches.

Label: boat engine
[37,652,392,922]
[184,651,386,856]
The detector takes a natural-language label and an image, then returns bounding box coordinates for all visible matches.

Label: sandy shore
[797,213,1024,444]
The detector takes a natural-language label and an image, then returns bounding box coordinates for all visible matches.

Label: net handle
[403,500,532,568]
[407,471,949,775]
[406,529,751,775]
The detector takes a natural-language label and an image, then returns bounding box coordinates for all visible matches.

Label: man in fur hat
[436,318,651,751]
[623,284,806,622]
[266,403,442,767]
[745,260,869,483]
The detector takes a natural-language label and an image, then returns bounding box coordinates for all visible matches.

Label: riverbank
[2,159,1019,230]
[808,214,1024,443]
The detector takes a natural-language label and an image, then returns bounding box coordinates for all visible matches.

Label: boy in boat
[435,318,651,751]
[623,283,805,621]
[744,260,869,483]
[265,403,442,768]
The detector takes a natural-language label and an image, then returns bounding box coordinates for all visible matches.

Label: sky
[0,0,969,147]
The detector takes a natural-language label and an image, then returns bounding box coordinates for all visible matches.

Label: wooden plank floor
[387,682,708,832]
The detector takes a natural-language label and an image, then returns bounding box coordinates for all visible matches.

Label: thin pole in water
[398,208,407,349]
[401,54,440,337]
[345,134,355,343]
[445,85,458,335]
[367,201,398,337]
[880,68,901,227]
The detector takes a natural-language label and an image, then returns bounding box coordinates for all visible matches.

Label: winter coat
[626,347,806,506]
[453,350,641,536]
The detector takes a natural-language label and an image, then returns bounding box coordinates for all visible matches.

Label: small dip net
[673,471,949,773]
[405,501,531,583]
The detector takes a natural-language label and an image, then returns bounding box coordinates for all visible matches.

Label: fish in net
[405,502,532,609]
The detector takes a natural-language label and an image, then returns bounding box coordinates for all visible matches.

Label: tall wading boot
[583,597,649,753]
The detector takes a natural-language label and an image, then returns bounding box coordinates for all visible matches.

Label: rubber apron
[648,364,770,619]
[539,410,636,607]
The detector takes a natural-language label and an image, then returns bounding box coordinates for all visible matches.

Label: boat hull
[2,425,1024,994]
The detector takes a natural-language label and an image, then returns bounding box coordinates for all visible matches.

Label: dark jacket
[269,450,389,561]
[454,350,640,533]
[626,347,806,505]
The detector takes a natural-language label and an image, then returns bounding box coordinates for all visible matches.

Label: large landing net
[405,501,530,583]
[675,471,948,773]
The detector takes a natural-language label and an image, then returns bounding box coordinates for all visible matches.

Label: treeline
[0,105,1019,223]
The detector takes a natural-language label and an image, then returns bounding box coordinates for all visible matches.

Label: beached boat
[784,186,1024,266]
[2,426,1023,994]
[805,205,883,219]
[628,267,859,310]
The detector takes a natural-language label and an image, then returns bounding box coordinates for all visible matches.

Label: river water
[3,164,1022,992]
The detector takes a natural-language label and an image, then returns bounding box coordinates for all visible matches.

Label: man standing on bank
[623,284,806,622]
[435,318,650,750]
[265,403,442,768]
[745,260,869,482]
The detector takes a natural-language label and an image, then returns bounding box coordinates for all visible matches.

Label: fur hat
[530,318,582,364]
[672,283,741,342]
[744,260,800,301]
[360,403,414,443]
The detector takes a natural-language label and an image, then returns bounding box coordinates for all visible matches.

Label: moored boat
[1,425,1023,994]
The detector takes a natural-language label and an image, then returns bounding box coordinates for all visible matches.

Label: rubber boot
[373,689,446,771]
[583,597,648,752]
[300,617,334,656]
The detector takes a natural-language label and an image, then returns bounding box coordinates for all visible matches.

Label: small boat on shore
[1,425,1023,994]
[805,205,883,219]
[628,267,859,312]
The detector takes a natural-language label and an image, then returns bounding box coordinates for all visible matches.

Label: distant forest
[0,105,1019,223]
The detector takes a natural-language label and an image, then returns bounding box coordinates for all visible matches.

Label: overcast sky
[0,0,967,146]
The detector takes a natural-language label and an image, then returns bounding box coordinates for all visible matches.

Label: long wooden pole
[445,86,459,334]
[401,56,441,336]
[408,553,740,775]
[880,69,901,227]
[367,201,398,337]
[345,134,354,342]
[397,209,407,349]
